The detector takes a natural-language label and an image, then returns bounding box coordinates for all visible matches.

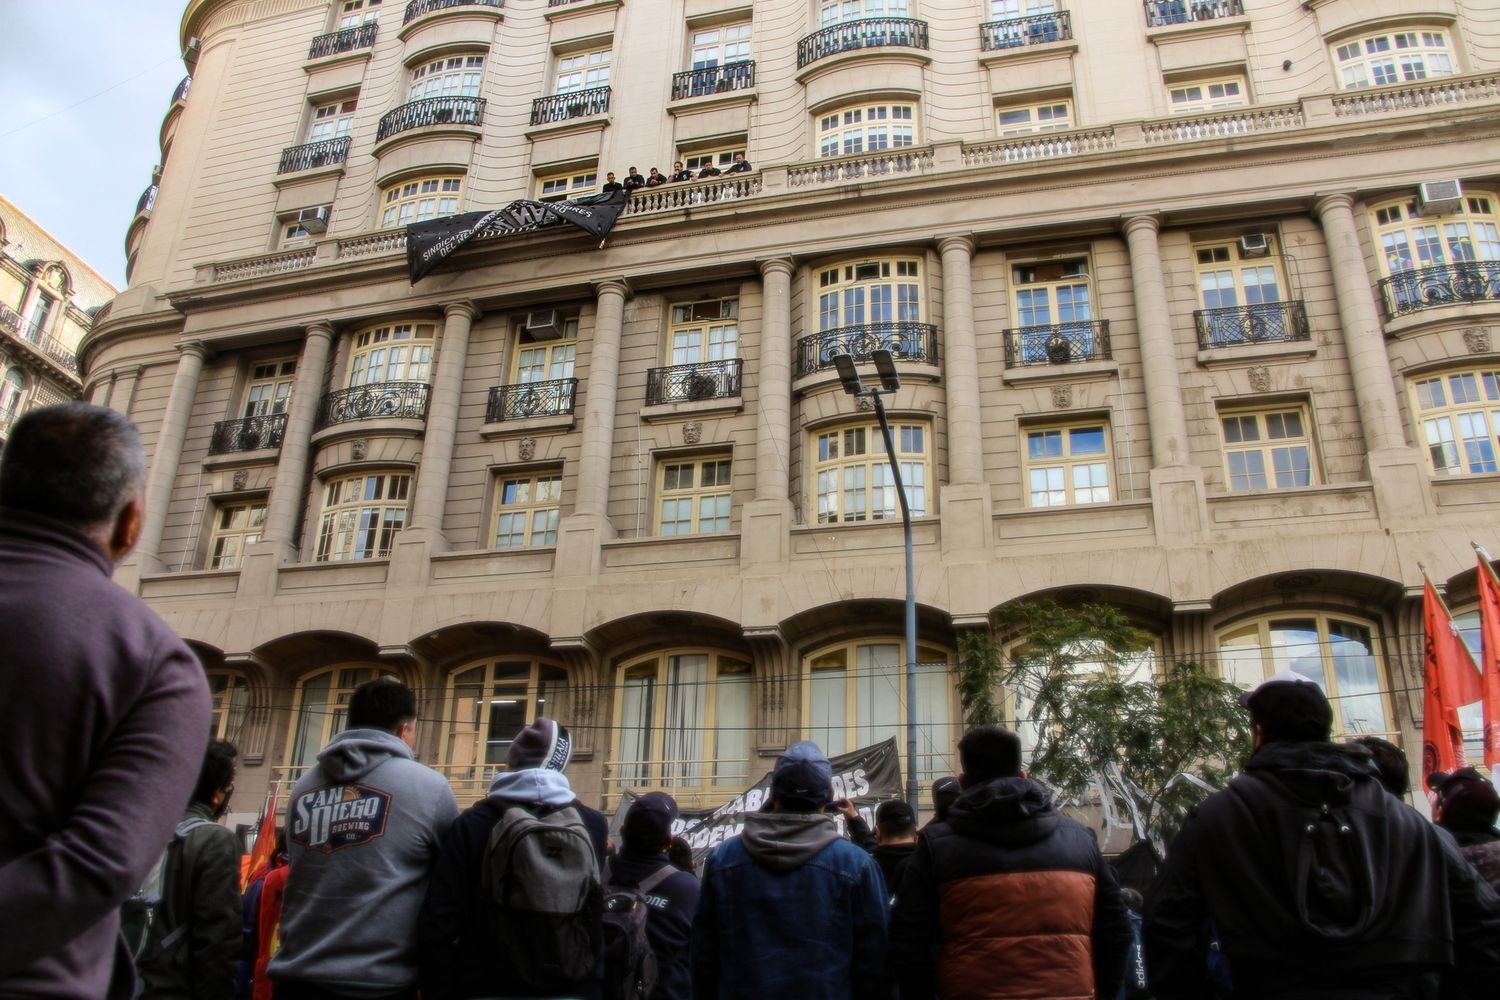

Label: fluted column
[1315,194,1405,452]
[260,322,333,555]
[756,259,794,500]
[135,340,207,568]
[939,236,983,484]
[408,302,477,540]
[1123,215,1191,466]
[576,279,628,518]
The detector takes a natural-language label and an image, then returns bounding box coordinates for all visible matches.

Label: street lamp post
[833,349,919,811]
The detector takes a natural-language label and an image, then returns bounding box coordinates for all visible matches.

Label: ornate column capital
[1313,192,1357,219]
[936,234,976,258]
[759,257,795,279]
[176,339,209,360]
[1122,214,1161,239]
[593,277,631,301]
[443,300,480,323]
[303,319,336,341]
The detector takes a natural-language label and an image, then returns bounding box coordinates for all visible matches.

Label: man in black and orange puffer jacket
[889,726,1131,999]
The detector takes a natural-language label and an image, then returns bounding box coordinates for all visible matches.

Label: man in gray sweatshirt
[269,679,458,1000]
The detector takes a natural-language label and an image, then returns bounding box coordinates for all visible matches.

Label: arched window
[1002,636,1159,755]
[347,321,437,386]
[207,670,251,741]
[612,650,753,799]
[286,666,379,771]
[443,659,569,771]
[1217,615,1392,739]
[804,639,953,783]
[1332,27,1455,90]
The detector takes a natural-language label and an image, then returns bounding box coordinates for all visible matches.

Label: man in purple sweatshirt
[0,402,210,999]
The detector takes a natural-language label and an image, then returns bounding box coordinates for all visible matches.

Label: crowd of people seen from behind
[601,154,754,194]
[3,402,1500,1000]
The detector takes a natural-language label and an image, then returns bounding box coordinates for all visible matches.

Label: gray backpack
[120,817,211,996]
[481,804,602,989]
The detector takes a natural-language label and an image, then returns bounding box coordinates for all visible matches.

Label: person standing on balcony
[645,168,666,188]
[268,679,458,1000]
[623,167,646,192]
[601,173,625,194]
[724,153,753,174]
[0,402,211,1000]
[668,162,693,183]
[419,718,608,1000]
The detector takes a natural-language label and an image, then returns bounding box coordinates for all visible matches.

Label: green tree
[965,599,1252,848]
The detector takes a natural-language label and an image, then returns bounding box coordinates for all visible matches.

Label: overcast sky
[0,1,188,290]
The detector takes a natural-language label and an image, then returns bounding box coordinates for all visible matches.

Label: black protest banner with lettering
[610,738,904,869]
[404,188,629,283]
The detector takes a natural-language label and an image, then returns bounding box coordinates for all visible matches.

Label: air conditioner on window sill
[525,309,565,340]
[1418,179,1463,217]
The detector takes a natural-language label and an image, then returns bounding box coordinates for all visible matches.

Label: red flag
[242,789,278,890]
[1422,580,1478,792]
[1477,551,1500,769]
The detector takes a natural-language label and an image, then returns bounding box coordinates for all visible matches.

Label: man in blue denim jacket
[690,741,889,1000]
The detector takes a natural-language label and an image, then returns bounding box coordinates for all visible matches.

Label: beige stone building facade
[0,196,112,445]
[86,0,1500,828]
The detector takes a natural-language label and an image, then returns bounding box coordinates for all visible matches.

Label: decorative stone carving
[1463,327,1491,354]
[1050,384,1073,409]
[1247,366,1272,393]
[232,470,248,491]
[683,421,703,445]
[856,396,875,412]
[351,439,368,461]
[518,436,536,461]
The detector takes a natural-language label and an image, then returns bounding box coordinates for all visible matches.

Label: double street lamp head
[833,348,901,396]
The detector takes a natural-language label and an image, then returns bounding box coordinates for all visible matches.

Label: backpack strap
[636,864,676,895]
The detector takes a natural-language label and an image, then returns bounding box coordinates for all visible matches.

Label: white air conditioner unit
[525,308,565,340]
[1418,179,1464,217]
[183,37,201,65]
[1237,233,1271,257]
[298,206,330,235]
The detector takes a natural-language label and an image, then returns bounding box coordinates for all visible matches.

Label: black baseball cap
[1240,670,1333,742]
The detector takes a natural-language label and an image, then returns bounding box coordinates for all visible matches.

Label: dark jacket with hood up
[691,809,889,1000]
[889,776,1131,1000]
[1144,741,1500,1000]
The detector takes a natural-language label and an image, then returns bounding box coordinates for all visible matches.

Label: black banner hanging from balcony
[405,188,629,283]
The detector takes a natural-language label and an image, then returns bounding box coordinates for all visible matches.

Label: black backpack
[120,817,211,996]
[601,862,675,1000]
[481,803,602,989]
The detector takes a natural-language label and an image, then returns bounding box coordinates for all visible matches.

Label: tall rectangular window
[657,455,733,535]
[1023,422,1111,507]
[492,471,562,548]
[556,49,611,93]
[208,499,267,569]
[1219,406,1317,491]
[315,471,411,561]
[1411,369,1500,476]
[670,299,738,365]
[307,98,357,141]
[814,421,928,523]
[243,359,296,417]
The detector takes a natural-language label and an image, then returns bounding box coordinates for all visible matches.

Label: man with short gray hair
[0,402,211,999]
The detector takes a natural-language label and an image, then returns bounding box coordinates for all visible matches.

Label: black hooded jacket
[1145,741,1500,1000]
[889,776,1131,999]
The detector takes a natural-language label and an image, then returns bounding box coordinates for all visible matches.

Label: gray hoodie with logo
[268,728,459,996]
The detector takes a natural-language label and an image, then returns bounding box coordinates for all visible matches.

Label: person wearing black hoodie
[1144,672,1500,1000]
[889,726,1130,999]
[418,719,607,1000]
[870,800,918,902]
[608,793,699,1000]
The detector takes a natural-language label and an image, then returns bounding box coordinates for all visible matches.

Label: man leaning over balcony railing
[724,152,753,175]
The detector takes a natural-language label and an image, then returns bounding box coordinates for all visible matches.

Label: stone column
[939,236,983,484]
[407,301,478,544]
[1123,215,1209,548]
[134,340,207,571]
[756,259,794,500]
[1122,215,1190,467]
[1314,194,1405,453]
[575,279,628,518]
[1314,193,1433,521]
[259,322,334,557]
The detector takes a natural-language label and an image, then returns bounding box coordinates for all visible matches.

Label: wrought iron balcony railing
[1144,0,1243,28]
[1003,321,1112,368]
[670,61,756,101]
[0,304,79,374]
[794,322,938,378]
[980,10,1072,50]
[530,87,610,126]
[1194,301,1310,349]
[136,184,158,215]
[376,96,486,142]
[404,0,502,24]
[486,378,578,423]
[797,18,930,69]
[1377,261,1500,320]
[646,359,743,406]
[307,22,379,60]
[171,75,191,104]
[208,413,289,454]
[277,136,352,174]
[315,382,430,429]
